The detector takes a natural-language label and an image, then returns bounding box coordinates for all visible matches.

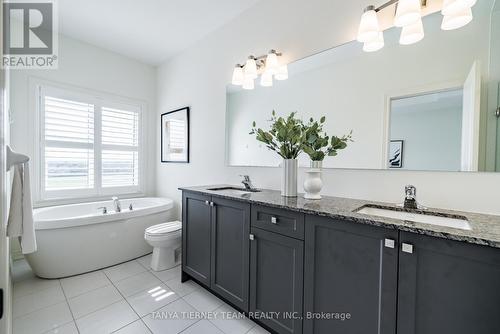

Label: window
[37,85,143,201]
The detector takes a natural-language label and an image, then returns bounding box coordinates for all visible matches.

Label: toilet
[144,221,182,271]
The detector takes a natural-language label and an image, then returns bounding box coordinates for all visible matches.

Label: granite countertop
[179,185,500,249]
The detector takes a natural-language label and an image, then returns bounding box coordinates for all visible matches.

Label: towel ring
[6,145,29,171]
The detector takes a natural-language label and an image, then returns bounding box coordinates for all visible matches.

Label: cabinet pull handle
[205,200,210,206]
[210,202,215,207]
[249,234,255,241]
[402,243,414,254]
[384,238,395,249]
[271,216,278,224]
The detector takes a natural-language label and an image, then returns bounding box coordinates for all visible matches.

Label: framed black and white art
[161,107,189,163]
[389,140,404,168]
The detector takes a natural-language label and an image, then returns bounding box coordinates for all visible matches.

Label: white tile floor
[12,255,270,334]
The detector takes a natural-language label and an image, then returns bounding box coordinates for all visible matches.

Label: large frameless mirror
[225,0,500,172]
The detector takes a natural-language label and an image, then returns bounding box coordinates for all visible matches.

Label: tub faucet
[240,175,256,191]
[404,185,418,210]
[112,196,121,213]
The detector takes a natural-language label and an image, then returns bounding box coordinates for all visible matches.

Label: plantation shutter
[101,106,140,188]
[43,96,95,191]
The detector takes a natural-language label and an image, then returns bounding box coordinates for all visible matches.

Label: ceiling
[58,0,261,65]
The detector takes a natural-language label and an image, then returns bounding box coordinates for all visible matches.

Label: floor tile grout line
[103,260,149,283]
[176,319,203,334]
[58,279,81,334]
[104,266,154,333]
[107,272,182,333]
[11,288,67,320]
[12,279,61,300]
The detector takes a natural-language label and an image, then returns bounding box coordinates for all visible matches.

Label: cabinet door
[182,192,211,287]
[250,227,304,334]
[397,232,500,334]
[210,197,250,311]
[303,215,398,334]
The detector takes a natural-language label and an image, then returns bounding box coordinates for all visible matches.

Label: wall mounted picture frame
[389,140,404,168]
[161,107,190,163]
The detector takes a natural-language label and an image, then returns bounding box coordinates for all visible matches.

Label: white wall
[9,34,157,202]
[157,0,500,216]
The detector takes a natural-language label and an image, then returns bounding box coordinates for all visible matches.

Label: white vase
[281,159,298,197]
[304,166,323,200]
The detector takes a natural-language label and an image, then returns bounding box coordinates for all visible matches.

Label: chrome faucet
[240,175,256,191]
[404,185,418,210]
[112,196,121,213]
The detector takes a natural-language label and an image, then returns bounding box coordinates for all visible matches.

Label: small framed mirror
[161,107,190,163]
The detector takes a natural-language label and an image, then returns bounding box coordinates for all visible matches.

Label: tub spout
[112,196,121,213]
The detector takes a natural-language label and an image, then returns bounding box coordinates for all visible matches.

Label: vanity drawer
[251,204,304,240]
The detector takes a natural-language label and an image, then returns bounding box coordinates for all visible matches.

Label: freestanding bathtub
[25,197,174,278]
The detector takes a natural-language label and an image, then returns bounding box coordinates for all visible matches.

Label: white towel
[7,162,37,254]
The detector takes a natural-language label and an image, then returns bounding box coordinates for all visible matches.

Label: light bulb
[242,76,254,90]
[260,71,273,87]
[275,65,288,81]
[244,56,257,79]
[363,32,384,52]
[231,65,244,85]
[265,50,279,74]
[442,0,477,16]
[394,0,422,27]
[400,19,424,45]
[357,6,380,43]
[441,7,472,30]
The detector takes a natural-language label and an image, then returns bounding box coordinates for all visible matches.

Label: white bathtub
[25,197,174,278]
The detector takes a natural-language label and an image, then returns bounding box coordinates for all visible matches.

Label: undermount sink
[356,206,472,231]
[207,186,261,194]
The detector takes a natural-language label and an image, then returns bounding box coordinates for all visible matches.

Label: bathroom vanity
[180,185,500,334]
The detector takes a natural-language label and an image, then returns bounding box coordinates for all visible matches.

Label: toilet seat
[145,221,181,238]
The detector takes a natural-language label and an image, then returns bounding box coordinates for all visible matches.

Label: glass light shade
[357,8,380,43]
[400,19,424,45]
[242,76,254,90]
[244,57,258,79]
[260,71,273,87]
[442,0,477,16]
[363,32,384,52]
[394,0,422,27]
[231,66,244,85]
[275,65,288,81]
[265,51,279,74]
[441,7,472,30]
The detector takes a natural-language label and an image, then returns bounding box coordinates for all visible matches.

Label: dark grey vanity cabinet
[210,197,250,312]
[182,188,500,334]
[303,215,399,334]
[249,227,304,334]
[397,232,500,334]
[182,191,251,310]
[182,192,212,287]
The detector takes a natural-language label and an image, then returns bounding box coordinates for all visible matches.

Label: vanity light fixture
[231,50,288,89]
[399,19,424,45]
[363,32,385,52]
[357,6,381,43]
[260,71,273,87]
[357,0,476,52]
[441,0,474,31]
[394,0,422,27]
[231,65,244,85]
[244,56,258,79]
